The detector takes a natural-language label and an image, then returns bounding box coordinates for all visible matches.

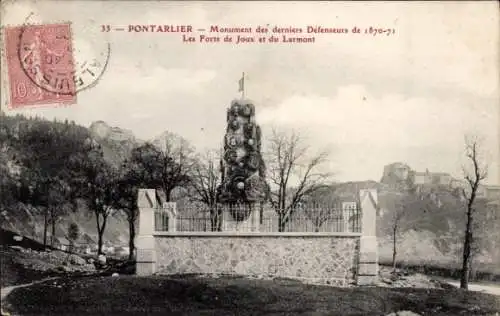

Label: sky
[1,1,499,184]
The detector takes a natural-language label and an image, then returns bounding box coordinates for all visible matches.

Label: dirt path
[1,277,60,301]
[445,280,500,297]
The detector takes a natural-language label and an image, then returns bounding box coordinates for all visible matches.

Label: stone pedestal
[136,236,156,275]
[136,189,157,276]
[357,189,379,285]
[358,235,378,285]
[222,204,260,232]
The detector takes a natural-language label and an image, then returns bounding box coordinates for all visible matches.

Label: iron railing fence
[154,203,361,233]
[154,211,170,232]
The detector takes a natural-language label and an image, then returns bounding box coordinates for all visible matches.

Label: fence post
[358,189,379,285]
[136,189,157,276]
[252,203,260,232]
[165,202,177,232]
[342,202,357,233]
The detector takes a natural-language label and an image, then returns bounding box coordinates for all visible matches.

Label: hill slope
[0,116,131,249]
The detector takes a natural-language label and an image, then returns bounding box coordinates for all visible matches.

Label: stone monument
[217,99,268,231]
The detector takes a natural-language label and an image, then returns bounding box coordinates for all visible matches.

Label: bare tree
[151,132,197,201]
[189,150,222,231]
[301,186,340,232]
[382,189,442,273]
[388,194,424,272]
[460,135,488,290]
[19,171,72,249]
[72,139,121,255]
[387,194,407,272]
[89,163,120,256]
[47,179,73,247]
[266,128,332,232]
[113,171,139,261]
[303,201,336,232]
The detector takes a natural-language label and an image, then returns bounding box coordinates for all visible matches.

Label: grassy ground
[0,229,59,287]
[0,247,54,287]
[3,274,500,316]
[379,262,500,284]
[2,229,499,315]
[1,228,135,288]
[0,249,54,287]
[378,260,500,283]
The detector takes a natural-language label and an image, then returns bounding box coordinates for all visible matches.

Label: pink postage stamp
[3,23,77,108]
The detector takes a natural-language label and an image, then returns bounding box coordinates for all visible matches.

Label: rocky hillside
[0,117,195,250]
[89,121,142,166]
[0,117,135,249]
[1,203,129,249]
[301,178,500,273]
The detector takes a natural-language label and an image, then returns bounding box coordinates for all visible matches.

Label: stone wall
[155,235,359,286]
[136,189,379,286]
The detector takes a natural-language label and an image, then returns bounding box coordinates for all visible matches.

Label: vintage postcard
[1,1,499,315]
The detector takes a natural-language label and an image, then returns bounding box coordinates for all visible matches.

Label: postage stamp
[3,23,77,108]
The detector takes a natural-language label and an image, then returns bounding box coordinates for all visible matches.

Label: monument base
[221,203,260,232]
[357,236,379,285]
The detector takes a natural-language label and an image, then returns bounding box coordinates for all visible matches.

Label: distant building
[381,162,411,184]
[485,185,500,201]
[381,163,453,187]
[449,179,464,189]
[487,200,500,211]
[381,162,499,204]
[53,237,70,251]
[476,185,487,198]
[449,181,500,200]
[413,169,452,186]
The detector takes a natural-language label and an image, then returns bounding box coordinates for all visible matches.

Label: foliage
[0,114,197,256]
[126,142,192,201]
[116,159,140,260]
[0,119,21,212]
[68,222,80,242]
[1,114,88,246]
